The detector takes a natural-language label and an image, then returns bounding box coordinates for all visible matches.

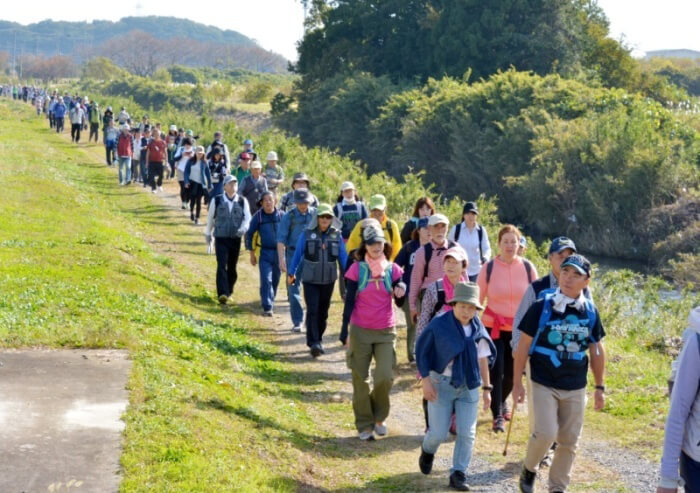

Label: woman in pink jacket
[477,225,537,432]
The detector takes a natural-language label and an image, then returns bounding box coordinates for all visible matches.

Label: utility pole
[12,30,16,77]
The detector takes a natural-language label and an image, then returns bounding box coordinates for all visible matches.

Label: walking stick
[503,406,516,456]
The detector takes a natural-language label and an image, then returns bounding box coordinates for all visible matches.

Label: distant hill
[0,17,288,72]
[645,49,700,60]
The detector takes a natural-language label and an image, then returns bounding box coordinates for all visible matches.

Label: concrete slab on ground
[0,349,131,493]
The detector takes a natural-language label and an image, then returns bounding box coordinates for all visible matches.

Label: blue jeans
[139,155,148,183]
[422,372,480,474]
[285,249,304,326]
[118,156,131,184]
[259,249,280,312]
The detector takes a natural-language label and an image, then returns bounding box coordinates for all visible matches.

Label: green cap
[185,129,194,136]
[316,203,334,217]
[447,282,485,310]
[369,194,387,211]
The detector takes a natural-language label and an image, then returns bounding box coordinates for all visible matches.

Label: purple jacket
[659,307,700,489]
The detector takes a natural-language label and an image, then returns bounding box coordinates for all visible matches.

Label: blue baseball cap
[549,236,577,254]
[560,254,591,278]
[417,217,429,229]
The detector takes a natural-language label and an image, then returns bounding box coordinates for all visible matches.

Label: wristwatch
[482,385,493,391]
[594,385,605,392]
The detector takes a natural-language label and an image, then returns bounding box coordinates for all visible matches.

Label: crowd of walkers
[8,86,698,493]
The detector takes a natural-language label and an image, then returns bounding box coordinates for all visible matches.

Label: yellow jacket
[346,215,402,260]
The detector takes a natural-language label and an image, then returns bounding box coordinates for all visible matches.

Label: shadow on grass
[196,397,422,459]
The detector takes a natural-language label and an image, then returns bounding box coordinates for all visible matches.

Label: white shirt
[441,323,492,377]
[448,222,492,277]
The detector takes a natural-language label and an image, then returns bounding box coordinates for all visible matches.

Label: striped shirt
[409,240,452,311]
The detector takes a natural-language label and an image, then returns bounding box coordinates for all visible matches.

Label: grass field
[1,98,697,492]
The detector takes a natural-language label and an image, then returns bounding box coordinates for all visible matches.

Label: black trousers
[89,123,99,142]
[189,182,205,219]
[488,329,514,419]
[148,162,164,190]
[48,113,55,128]
[55,117,64,133]
[71,123,81,142]
[303,281,335,348]
[215,236,242,297]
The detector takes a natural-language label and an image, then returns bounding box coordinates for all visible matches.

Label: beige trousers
[524,381,586,492]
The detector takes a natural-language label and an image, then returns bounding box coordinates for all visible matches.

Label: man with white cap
[205,174,252,305]
[263,151,284,194]
[239,160,268,215]
[409,214,461,325]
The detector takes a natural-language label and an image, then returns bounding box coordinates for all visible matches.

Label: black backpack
[423,240,459,279]
[431,279,447,319]
[453,223,485,264]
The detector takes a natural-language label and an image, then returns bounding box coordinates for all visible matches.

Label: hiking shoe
[151,189,157,194]
[449,470,470,491]
[502,403,512,421]
[158,186,163,192]
[194,218,199,225]
[291,325,301,333]
[358,429,374,441]
[318,344,325,354]
[310,344,322,358]
[519,467,536,493]
[218,295,228,305]
[374,422,387,436]
[190,213,195,222]
[418,447,434,475]
[492,416,506,433]
[539,442,557,468]
[263,310,273,317]
[181,202,186,209]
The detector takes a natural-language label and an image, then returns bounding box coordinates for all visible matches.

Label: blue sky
[2,0,699,61]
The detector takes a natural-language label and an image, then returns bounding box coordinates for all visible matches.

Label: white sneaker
[358,430,374,441]
[151,189,157,194]
[291,325,301,333]
[158,186,163,192]
[374,423,387,436]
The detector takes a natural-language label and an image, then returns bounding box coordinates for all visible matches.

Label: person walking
[340,219,406,440]
[394,217,431,363]
[277,189,316,332]
[512,254,605,493]
[239,160,268,215]
[175,139,195,209]
[657,306,700,493]
[184,146,213,225]
[512,236,582,468]
[87,101,101,143]
[69,102,85,143]
[53,97,66,133]
[235,152,253,183]
[448,202,492,282]
[104,120,118,166]
[102,106,114,143]
[346,194,401,260]
[333,181,368,298]
[146,127,167,193]
[288,203,348,357]
[401,197,435,244]
[416,282,495,491]
[245,191,283,317]
[206,131,232,169]
[116,124,133,186]
[204,175,251,305]
[408,214,459,326]
[279,173,319,212]
[207,148,228,203]
[476,225,536,433]
[263,151,284,195]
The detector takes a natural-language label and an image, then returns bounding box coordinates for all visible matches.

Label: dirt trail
[65,133,660,492]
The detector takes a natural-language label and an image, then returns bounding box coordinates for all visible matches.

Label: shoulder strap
[477,225,484,263]
[336,203,343,220]
[530,294,556,356]
[382,264,394,292]
[238,196,245,207]
[423,243,434,280]
[486,259,495,284]
[386,220,394,242]
[524,259,534,283]
[454,222,461,242]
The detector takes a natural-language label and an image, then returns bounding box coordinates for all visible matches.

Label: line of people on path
[9,90,696,493]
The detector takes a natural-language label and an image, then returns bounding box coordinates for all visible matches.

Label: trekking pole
[502,406,516,456]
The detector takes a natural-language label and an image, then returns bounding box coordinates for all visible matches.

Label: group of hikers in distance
[8,86,699,493]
